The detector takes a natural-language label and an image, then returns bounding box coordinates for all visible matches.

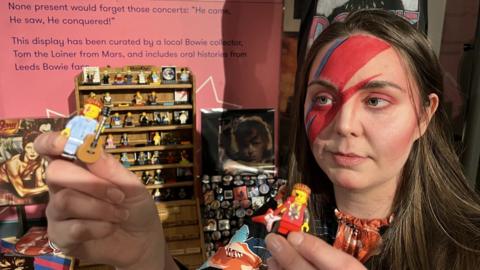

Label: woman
[34,10,479,270]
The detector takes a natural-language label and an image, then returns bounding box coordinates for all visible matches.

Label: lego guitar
[77,107,111,163]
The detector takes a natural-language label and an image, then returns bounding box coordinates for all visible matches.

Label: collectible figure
[179,150,190,164]
[110,112,122,128]
[162,112,171,125]
[252,183,311,236]
[154,169,164,185]
[103,92,113,108]
[120,133,129,147]
[138,70,147,84]
[124,112,134,127]
[150,70,160,84]
[153,112,163,125]
[148,91,158,105]
[150,151,160,165]
[113,72,124,84]
[125,70,134,84]
[152,132,161,146]
[136,151,147,165]
[101,70,110,85]
[120,152,130,167]
[89,92,97,100]
[139,112,149,126]
[166,151,176,164]
[105,134,116,149]
[179,68,190,83]
[61,98,103,160]
[142,171,153,185]
[178,188,187,199]
[133,91,144,106]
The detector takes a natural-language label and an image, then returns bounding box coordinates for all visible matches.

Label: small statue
[150,70,160,84]
[139,112,149,126]
[136,151,147,165]
[133,91,144,106]
[166,151,176,164]
[252,183,311,236]
[179,68,190,83]
[110,112,122,128]
[179,150,190,165]
[138,70,147,84]
[103,92,113,108]
[102,70,110,85]
[154,169,164,185]
[120,152,130,167]
[153,112,163,125]
[125,70,134,84]
[113,72,124,84]
[150,151,160,165]
[120,133,129,147]
[61,98,103,159]
[148,91,158,105]
[152,132,161,146]
[105,134,116,149]
[179,111,188,124]
[124,112,134,127]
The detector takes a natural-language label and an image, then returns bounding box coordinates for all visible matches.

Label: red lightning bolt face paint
[305,35,391,143]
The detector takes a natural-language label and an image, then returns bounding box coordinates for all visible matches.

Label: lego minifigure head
[292,183,311,205]
[127,112,132,117]
[83,98,103,119]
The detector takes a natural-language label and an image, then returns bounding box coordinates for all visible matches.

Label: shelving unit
[74,65,204,269]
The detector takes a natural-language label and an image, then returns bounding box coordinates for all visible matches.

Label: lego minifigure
[150,70,160,84]
[103,92,113,108]
[148,91,158,105]
[142,171,153,185]
[105,134,116,149]
[139,112,149,126]
[166,151,176,164]
[120,152,130,167]
[150,151,159,165]
[102,70,110,85]
[152,132,161,146]
[138,70,147,84]
[154,169,164,185]
[179,111,188,124]
[110,112,122,128]
[252,183,311,236]
[179,68,190,82]
[124,112,134,127]
[113,72,124,84]
[125,70,133,84]
[153,112,163,125]
[61,98,103,159]
[120,133,129,147]
[133,91,144,106]
[179,150,190,165]
[136,151,147,165]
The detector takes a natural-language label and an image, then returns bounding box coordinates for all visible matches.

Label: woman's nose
[333,100,362,137]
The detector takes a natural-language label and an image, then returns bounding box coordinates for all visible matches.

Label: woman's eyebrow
[307,80,338,92]
[362,80,405,92]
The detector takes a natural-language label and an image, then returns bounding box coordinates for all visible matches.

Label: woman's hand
[265,232,366,270]
[34,132,175,270]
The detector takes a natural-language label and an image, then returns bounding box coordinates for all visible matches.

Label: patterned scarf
[333,208,393,263]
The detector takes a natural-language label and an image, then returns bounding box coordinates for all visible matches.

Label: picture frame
[82,66,101,85]
[161,66,177,84]
[174,90,189,104]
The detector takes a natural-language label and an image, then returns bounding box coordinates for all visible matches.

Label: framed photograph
[218,219,230,231]
[252,196,265,210]
[174,90,189,104]
[173,110,189,125]
[224,189,234,200]
[0,118,68,206]
[82,66,101,85]
[161,66,177,84]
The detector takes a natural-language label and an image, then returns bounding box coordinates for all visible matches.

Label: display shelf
[106,144,193,154]
[111,104,193,112]
[127,163,193,171]
[104,125,192,133]
[145,180,194,190]
[78,83,193,91]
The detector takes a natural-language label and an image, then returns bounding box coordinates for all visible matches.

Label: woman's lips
[332,152,367,167]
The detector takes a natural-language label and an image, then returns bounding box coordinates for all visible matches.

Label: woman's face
[304,35,424,192]
[24,142,39,160]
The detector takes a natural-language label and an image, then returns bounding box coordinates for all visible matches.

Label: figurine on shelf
[136,151,147,165]
[61,98,103,159]
[153,112,163,125]
[139,112,150,126]
[124,112,134,127]
[166,151,176,164]
[138,70,147,84]
[142,171,153,185]
[154,169,164,185]
[133,91,144,106]
[179,150,190,165]
[110,112,122,128]
[150,70,160,85]
[113,72,124,85]
[103,92,113,108]
[179,68,190,83]
[162,112,171,125]
[153,189,162,202]
[125,70,134,84]
[147,91,158,105]
[252,183,310,236]
[101,70,110,85]
[178,188,187,199]
[105,134,116,149]
[120,152,130,167]
[152,132,161,146]
[150,151,160,165]
[120,133,129,147]
[89,92,97,100]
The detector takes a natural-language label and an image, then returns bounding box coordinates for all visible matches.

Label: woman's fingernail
[265,234,282,252]
[289,232,304,246]
[115,208,130,221]
[106,188,125,204]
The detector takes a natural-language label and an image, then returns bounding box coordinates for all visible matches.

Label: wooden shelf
[128,162,193,171]
[78,83,193,91]
[106,144,193,154]
[110,104,192,111]
[145,181,194,190]
[156,199,196,208]
[104,124,192,133]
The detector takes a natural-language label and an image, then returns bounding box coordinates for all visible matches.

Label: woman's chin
[327,170,371,190]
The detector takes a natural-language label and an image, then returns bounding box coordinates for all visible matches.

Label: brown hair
[288,9,480,269]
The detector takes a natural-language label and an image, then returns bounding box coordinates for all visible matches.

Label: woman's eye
[314,95,333,106]
[366,97,389,107]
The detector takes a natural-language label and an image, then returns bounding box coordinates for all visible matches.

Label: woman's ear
[417,93,439,138]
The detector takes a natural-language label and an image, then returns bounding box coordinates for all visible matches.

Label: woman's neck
[333,180,397,220]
